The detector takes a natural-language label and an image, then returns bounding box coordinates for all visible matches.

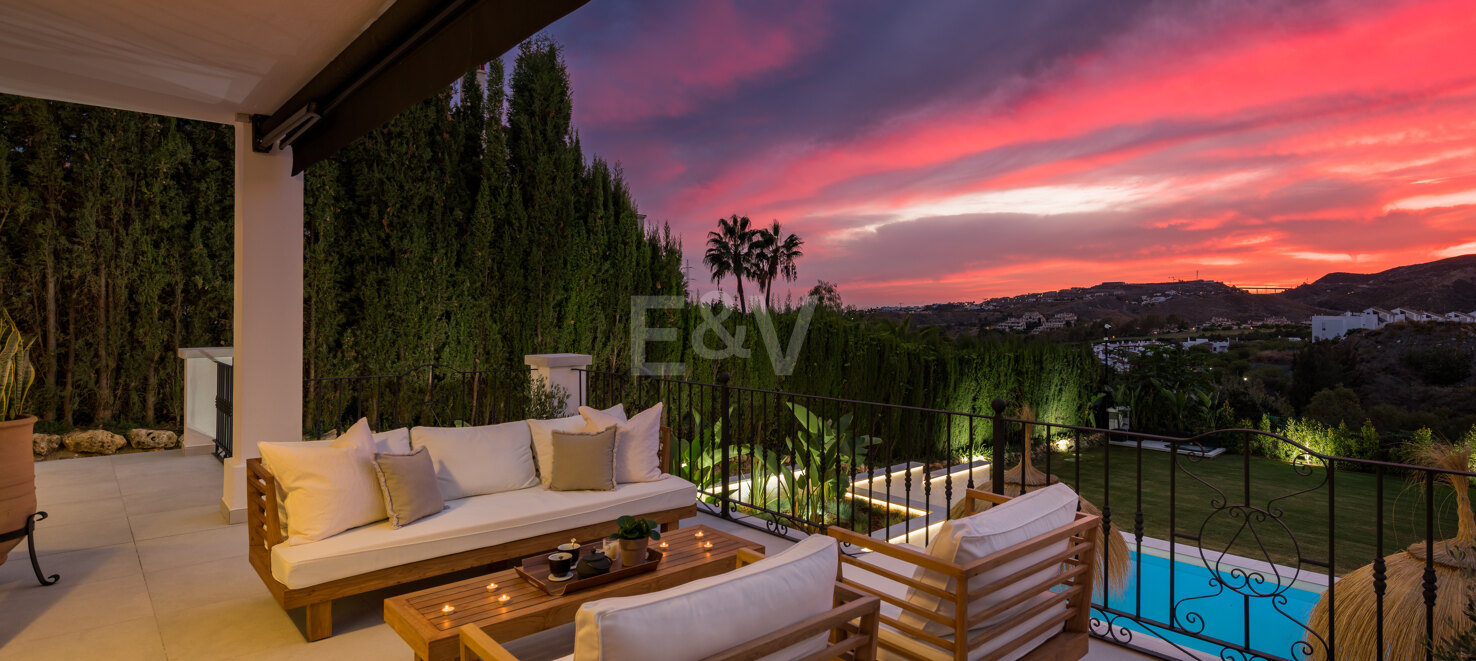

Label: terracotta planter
[0,415,38,563]
[617,538,649,567]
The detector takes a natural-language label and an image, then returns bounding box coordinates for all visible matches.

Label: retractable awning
[0,0,588,171]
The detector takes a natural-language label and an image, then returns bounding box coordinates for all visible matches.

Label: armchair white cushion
[900,483,1079,637]
[410,420,539,501]
[573,534,839,661]
[580,402,664,483]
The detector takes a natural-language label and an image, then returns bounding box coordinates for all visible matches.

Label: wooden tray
[515,544,663,596]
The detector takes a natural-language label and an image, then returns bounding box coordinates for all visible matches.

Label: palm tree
[704,214,755,312]
[752,220,804,310]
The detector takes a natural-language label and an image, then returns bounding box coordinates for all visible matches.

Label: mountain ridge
[869,254,1476,335]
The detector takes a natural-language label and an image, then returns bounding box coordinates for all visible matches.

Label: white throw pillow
[258,418,387,545]
[574,535,838,661]
[581,402,664,483]
[899,482,1080,638]
[528,405,622,487]
[373,427,411,454]
[410,420,539,500]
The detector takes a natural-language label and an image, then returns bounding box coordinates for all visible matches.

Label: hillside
[873,254,1476,336]
[1329,322,1476,437]
[1280,254,1476,312]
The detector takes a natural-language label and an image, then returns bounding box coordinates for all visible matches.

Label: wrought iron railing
[577,368,1474,661]
[302,364,532,439]
[213,359,233,461]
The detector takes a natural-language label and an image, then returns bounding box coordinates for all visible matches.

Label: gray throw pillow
[371,447,446,528]
[549,427,618,491]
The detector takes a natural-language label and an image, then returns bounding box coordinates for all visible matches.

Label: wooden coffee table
[384,525,763,661]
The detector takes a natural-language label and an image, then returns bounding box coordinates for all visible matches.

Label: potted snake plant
[608,515,660,566]
[0,307,37,562]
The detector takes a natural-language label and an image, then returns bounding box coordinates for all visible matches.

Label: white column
[176,346,232,456]
[222,116,304,524]
[524,353,592,416]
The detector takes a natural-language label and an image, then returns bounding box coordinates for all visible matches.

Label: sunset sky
[547,0,1476,306]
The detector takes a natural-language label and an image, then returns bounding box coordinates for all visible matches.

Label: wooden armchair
[458,547,882,661]
[828,489,1100,661]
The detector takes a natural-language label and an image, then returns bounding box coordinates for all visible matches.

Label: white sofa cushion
[529,406,622,487]
[270,476,696,589]
[573,535,838,661]
[258,418,387,545]
[409,420,540,501]
[899,483,1078,637]
[373,427,411,454]
[580,402,664,483]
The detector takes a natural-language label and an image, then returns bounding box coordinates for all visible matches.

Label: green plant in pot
[0,307,38,561]
[608,515,660,566]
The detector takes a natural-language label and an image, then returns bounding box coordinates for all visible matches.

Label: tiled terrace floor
[1,450,1150,660]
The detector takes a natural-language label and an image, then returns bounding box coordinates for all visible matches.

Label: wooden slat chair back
[458,548,882,661]
[827,489,1100,661]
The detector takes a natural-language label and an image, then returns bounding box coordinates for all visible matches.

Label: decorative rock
[61,429,127,455]
[32,433,61,457]
[127,429,179,450]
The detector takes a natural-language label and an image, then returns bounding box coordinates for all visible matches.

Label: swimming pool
[1100,550,1325,658]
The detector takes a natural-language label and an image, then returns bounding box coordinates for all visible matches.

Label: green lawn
[1054,445,1462,576]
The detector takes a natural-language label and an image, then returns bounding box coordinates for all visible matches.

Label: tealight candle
[694,530,704,538]
[498,594,511,605]
[702,541,713,549]
[441,604,455,615]
[658,541,668,549]
[485,582,498,592]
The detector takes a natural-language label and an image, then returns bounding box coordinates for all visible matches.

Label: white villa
[1312,306,1476,340]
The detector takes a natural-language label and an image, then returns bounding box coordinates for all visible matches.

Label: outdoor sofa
[246,405,697,641]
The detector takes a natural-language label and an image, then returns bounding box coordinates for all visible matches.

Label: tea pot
[576,549,613,578]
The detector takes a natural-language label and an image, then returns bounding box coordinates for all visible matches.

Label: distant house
[1444,312,1475,323]
[1391,307,1438,322]
[1364,307,1397,324]
[1312,311,1380,340]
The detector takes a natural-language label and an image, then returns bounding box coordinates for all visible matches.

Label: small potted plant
[608,515,660,566]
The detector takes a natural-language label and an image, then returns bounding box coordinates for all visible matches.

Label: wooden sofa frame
[247,426,697,641]
[828,488,1101,661]
[457,547,882,661]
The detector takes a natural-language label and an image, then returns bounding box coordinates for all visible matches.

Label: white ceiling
[0,0,394,123]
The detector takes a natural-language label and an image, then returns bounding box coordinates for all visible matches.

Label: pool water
[1101,551,1325,658]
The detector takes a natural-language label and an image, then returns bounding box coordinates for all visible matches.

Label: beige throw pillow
[371,447,445,528]
[580,402,664,483]
[528,404,623,486]
[548,427,618,491]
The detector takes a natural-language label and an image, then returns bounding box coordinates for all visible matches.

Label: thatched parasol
[1304,440,1476,660]
[950,404,1130,593]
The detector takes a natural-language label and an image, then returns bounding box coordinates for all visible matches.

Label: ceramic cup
[557,541,581,563]
[548,552,573,577]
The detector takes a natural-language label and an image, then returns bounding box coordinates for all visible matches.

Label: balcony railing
[302,364,532,439]
[577,368,1474,661]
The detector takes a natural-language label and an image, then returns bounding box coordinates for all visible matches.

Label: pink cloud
[556,0,1476,305]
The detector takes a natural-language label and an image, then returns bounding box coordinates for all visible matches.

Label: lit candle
[702,541,713,549]
[441,604,455,615]
[694,530,705,538]
[485,582,498,592]
[658,541,668,549]
[498,594,511,605]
